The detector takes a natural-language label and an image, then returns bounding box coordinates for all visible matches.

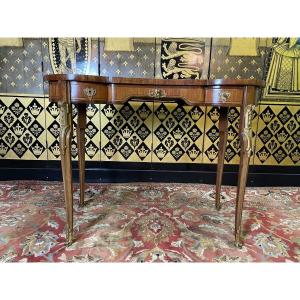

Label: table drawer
[109,84,205,105]
[70,82,108,103]
[156,85,205,105]
[205,87,244,105]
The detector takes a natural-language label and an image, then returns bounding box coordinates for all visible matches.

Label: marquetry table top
[44,74,264,87]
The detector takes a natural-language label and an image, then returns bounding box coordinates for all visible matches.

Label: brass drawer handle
[83,87,96,100]
[149,89,166,99]
[219,91,231,102]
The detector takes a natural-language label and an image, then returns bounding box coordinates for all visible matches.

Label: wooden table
[44,74,264,247]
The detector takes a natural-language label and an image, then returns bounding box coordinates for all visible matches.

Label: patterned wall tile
[0,45,24,94]
[209,38,268,80]
[90,38,99,75]
[41,38,52,77]
[45,100,60,160]
[99,38,155,78]
[23,39,43,94]
[0,38,43,95]
[40,38,53,95]
[155,38,211,79]
[152,103,206,163]
[45,99,101,161]
[202,106,260,165]
[0,96,47,159]
[100,102,153,162]
[254,104,300,165]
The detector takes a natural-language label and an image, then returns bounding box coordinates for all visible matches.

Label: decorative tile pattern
[0,38,43,95]
[209,38,267,80]
[40,38,52,95]
[100,38,155,78]
[90,38,100,75]
[203,106,260,165]
[254,104,300,165]
[100,102,153,162]
[0,96,47,159]
[152,103,206,163]
[45,99,101,161]
[41,38,52,77]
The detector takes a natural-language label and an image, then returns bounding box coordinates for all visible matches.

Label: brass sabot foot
[234,236,243,248]
[65,228,74,247]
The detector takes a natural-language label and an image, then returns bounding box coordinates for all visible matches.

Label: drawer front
[109,84,205,105]
[205,87,244,106]
[70,82,108,103]
[155,85,205,105]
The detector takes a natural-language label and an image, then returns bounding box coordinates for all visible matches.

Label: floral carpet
[0,181,299,262]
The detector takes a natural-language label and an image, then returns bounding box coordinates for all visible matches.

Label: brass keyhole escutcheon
[219,91,231,102]
[83,87,96,100]
[149,89,166,99]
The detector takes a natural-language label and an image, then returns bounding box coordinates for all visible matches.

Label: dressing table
[44,74,264,247]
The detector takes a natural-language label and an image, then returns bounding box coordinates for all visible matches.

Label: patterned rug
[0,181,299,262]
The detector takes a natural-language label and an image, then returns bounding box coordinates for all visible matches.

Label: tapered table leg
[215,107,228,210]
[76,104,87,207]
[235,104,254,247]
[59,101,74,246]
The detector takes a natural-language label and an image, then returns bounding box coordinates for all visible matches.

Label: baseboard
[0,160,299,186]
